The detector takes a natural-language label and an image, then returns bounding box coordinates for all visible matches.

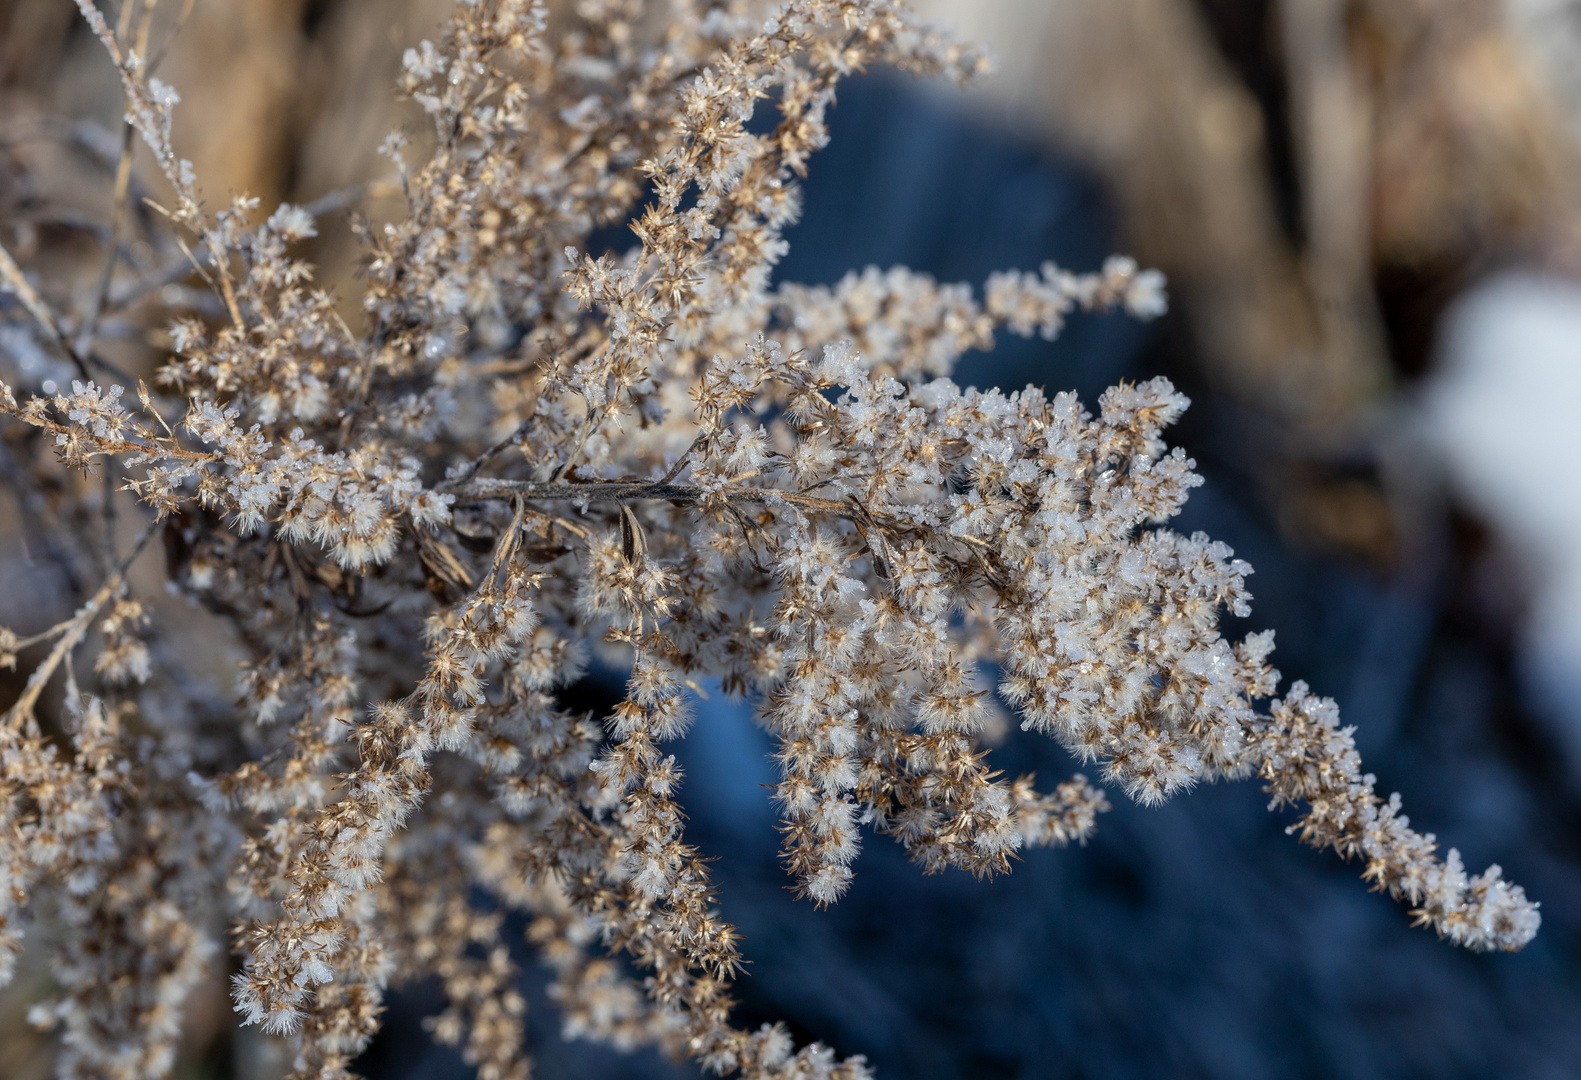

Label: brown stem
[449,478,848,516]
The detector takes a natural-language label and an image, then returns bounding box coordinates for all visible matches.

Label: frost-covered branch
[0,1,1539,1078]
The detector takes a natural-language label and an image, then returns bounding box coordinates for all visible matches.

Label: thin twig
[114,0,138,52]
[0,441,91,601]
[657,434,707,484]
[102,467,118,574]
[441,418,537,491]
[104,177,399,315]
[301,177,400,219]
[75,123,136,360]
[4,517,160,730]
[145,0,195,77]
[206,228,246,330]
[74,0,159,362]
[0,239,92,378]
[549,406,601,481]
[8,617,82,652]
[334,310,378,446]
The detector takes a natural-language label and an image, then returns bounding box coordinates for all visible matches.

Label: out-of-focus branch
[1279,0,1390,405]
[104,176,399,315]
[1020,0,1377,428]
[3,518,159,730]
[75,0,160,361]
[0,239,91,378]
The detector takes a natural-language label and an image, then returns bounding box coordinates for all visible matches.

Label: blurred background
[3,0,1581,1077]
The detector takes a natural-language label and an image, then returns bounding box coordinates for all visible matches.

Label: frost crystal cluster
[0,1,1539,1079]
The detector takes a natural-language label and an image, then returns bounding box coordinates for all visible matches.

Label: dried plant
[0,2,1540,1079]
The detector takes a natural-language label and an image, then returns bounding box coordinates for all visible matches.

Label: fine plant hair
[0,1,1540,1079]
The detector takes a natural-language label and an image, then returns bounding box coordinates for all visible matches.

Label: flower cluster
[0,1,1537,1079]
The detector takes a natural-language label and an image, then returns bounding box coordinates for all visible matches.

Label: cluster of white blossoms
[0,1,1538,1079]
